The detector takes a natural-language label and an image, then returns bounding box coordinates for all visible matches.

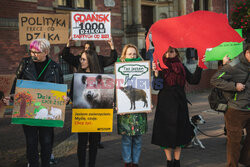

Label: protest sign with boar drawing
[115,61,152,114]
[12,80,67,127]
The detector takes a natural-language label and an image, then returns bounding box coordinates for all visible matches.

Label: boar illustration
[119,85,148,110]
[50,107,62,119]
[76,74,114,108]
[35,108,49,119]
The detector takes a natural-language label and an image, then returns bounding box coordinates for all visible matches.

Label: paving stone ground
[52,91,245,167]
[0,90,246,167]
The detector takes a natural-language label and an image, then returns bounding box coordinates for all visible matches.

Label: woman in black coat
[152,47,202,167]
[68,50,103,167]
[61,37,117,73]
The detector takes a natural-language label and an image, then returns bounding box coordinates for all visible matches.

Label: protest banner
[19,13,69,45]
[115,61,152,114]
[205,29,243,61]
[72,109,113,132]
[0,75,15,118]
[71,73,115,132]
[71,12,111,41]
[12,80,67,127]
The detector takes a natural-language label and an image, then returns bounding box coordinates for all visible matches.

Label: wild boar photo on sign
[73,73,115,109]
[115,61,152,114]
[71,12,111,41]
[71,73,115,133]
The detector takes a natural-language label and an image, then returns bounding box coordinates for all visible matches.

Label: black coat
[61,47,117,73]
[152,65,202,148]
[11,57,64,94]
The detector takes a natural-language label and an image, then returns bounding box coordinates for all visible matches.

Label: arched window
[160,13,168,19]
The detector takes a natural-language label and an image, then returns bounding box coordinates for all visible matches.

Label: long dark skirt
[151,87,194,148]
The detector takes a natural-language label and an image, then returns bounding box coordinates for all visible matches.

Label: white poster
[115,61,152,114]
[71,12,111,41]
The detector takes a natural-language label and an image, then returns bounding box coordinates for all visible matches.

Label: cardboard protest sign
[115,61,152,114]
[0,75,15,117]
[71,12,111,41]
[19,13,69,45]
[146,11,244,69]
[12,80,67,127]
[71,73,115,132]
[205,29,243,61]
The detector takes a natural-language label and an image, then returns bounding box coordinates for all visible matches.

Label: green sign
[205,29,243,61]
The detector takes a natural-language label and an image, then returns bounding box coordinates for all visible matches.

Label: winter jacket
[151,64,202,148]
[11,56,64,94]
[210,53,250,111]
[61,47,117,73]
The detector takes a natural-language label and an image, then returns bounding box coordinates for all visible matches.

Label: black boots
[167,159,180,167]
[173,159,180,167]
[167,160,173,167]
[125,163,132,167]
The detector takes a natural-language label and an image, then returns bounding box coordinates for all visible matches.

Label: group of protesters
[3,36,250,167]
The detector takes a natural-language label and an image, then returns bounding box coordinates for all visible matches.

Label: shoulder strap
[244,72,250,84]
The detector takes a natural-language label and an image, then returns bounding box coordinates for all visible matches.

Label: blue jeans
[121,135,142,164]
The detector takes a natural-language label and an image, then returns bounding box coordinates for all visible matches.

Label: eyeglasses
[79,58,87,62]
[168,50,175,53]
[29,50,43,55]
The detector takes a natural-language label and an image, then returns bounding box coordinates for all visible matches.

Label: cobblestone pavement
[0,91,246,167]
[52,91,245,167]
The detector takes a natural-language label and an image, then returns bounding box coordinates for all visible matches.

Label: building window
[203,0,209,10]
[194,0,209,11]
[194,0,200,11]
[58,0,90,9]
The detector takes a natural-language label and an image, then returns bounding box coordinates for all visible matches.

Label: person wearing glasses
[67,49,104,167]
[151,47,202,167]
[3,39,64,167]
[61,36,117,74]
[61,37,117,150]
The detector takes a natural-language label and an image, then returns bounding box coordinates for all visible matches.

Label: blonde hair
[120,44,140,62]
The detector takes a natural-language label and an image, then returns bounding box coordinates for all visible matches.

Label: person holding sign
[62,36,117,149]
[116,44,148,167]
[151,47,202,167]
[3,39,64,167]
[68,50,103,167]
[62,36,117,73]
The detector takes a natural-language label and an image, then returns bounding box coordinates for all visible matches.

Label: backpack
[208,72,250,113]
[208,87,228,112]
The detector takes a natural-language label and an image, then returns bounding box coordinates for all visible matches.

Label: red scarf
[162,57,186,87]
